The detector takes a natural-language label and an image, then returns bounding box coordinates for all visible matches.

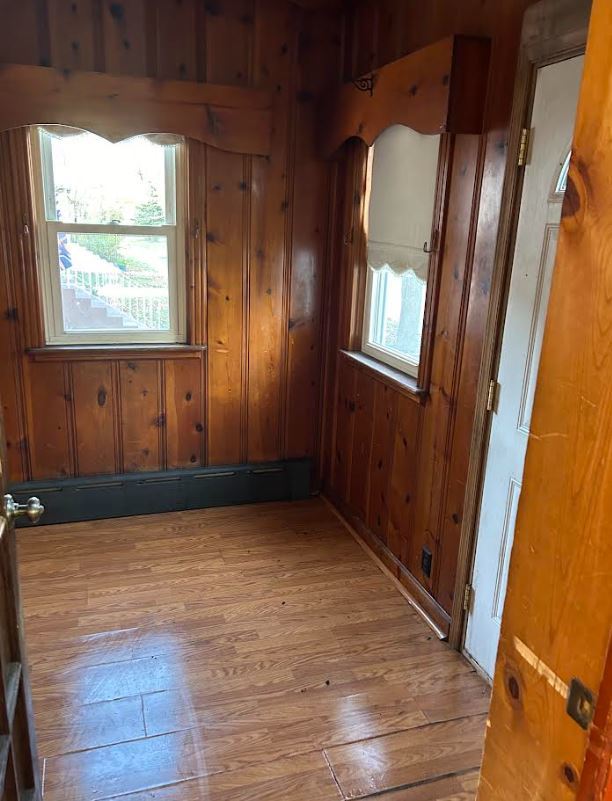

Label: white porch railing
[62,264,169,330]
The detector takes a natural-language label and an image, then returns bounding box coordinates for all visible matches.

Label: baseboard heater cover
[9,459,312,526]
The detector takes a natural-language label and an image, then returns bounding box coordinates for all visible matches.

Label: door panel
[0,402,42,798]
[465,55,584,679]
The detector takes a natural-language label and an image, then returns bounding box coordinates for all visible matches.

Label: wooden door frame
[448,0,592,651]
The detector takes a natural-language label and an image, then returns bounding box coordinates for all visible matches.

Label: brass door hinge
[463,583,474,612]
[518,127,531,167]
[486,379,500,413]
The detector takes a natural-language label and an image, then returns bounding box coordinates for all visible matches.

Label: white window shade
[39,125,183,148]
[367,125,440,280]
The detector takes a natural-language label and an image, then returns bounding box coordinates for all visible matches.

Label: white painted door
[464,55,584,680]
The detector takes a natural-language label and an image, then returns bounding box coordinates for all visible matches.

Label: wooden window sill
[340,350,428,403]
[27,344,207,362]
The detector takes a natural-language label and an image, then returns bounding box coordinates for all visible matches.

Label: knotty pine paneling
[24,361,72,480]
[0,0,342,483]
[164,359,204,470]
[284,8,340,460]
[47,0,99,72]
[71,361,117,476]
[205,148,248,466]
[101,0,148,77]
[118,360,162,473]
[323,0,538,625]
[247,0,297,463]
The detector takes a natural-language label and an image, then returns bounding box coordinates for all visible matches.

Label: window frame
[30,126,187,346]
[362,266,425,379]
[358,131,447,387]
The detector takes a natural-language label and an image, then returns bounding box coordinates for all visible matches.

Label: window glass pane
[368,268,427,365]
[41,129,177,225]
[555,150,571,194]
[57,232,171,332]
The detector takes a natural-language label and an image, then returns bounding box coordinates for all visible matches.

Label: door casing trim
[448,0,593,650]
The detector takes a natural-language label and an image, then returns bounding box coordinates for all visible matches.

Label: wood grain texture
[479,0,612,797]
[205,148,247,466]
[0,63,274,155]
[47,0,97,71]
[325,715,486,799]
[247,0,297,463]
[0,386,42,801]
[118,360,162,472]
[322,0,536,628]
[19,498,489,800]
[0,0,340,483]
[71,361,117,475]
[321,36,490,158]
[101,0,148,77]
[284,9,341,463]
[24,361,73,480]
[164,358,204,469]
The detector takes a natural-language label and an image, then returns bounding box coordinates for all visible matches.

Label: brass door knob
[3,494,45,524]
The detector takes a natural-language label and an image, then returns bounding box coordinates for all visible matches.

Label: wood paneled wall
[322,0,537,632]
[0,0,342,483]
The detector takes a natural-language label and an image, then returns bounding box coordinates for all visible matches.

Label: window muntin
[362,125,440,378]
[33,127,185,345]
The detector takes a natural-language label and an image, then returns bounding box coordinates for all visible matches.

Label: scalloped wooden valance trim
[320,36,490,158]
[0,63,274,156]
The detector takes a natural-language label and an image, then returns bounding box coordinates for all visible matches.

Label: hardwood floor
[18,498,489,800]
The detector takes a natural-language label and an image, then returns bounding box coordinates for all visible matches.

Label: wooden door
[0,404,42,799]
[477,0,612,796]
[465,54,584,679]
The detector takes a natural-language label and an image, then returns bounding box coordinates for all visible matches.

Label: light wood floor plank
[324,715,487,799]
[19,499,489,801]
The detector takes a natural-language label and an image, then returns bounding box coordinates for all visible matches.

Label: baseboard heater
[8,459,312,526]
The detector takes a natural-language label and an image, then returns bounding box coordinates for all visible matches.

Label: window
[555,150,571,195]
[362,125,441,378]
[31,126,185,345]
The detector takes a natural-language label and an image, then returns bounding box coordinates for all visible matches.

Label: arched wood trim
[0,64,274,156]
[320,36,490,159]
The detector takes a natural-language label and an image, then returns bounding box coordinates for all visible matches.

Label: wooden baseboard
[10,459,312,526]
[322,492,451,639]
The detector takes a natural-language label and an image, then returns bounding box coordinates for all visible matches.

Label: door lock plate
[566,677,596,730]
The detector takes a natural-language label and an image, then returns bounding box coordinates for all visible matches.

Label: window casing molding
[30,127,187,346]
[340,133,450,393]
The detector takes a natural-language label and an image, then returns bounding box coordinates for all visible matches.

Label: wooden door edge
[447,0,592,651]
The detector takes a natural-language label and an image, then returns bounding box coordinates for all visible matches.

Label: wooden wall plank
[25,363,72,479]
[205,148,246,466]
[204,0,254,86]
[71,361,117,476]
[0,1,45,66]
[247,0,296,463]
[387,395,421,563]
[119,360,161,472]
[285,8,340,461]
[102,0,148,76]
[366,382,397,543]
[331,357,356,501]
[47,0,97,70]
[204,0,254,466]
[410,134,479,605]
[155,0,198,80]
[347,368,375,519]
[164,359,204,469]
[0,130,35,483]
